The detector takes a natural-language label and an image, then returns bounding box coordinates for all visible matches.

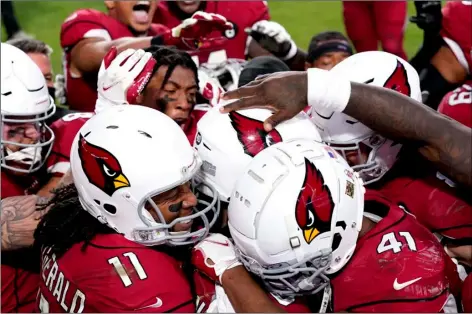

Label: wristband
[306,68,351,116]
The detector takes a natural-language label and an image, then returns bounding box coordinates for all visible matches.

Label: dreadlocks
[145,45,199,89]
[33,184,115,259]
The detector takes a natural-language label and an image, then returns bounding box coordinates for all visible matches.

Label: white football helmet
[194,106,322,202]
[228,139,365,297]
[1,43,56,173]
[199,58,247,91]
[311,51,422,185]
[70,105,219,246]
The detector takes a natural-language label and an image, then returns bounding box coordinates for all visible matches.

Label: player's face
[175,1,201,14]
[2,121,41,153]
[108,0,158,34]
[147,182,198,232]
[305,51,351,71]
[335,142,370,167]
[27,53,54,88]
[140,65,198,127]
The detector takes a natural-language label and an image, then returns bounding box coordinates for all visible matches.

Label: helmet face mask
[1,43,56,174]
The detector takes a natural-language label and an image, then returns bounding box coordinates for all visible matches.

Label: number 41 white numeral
[377,231,417,254]
[108,252,147,287]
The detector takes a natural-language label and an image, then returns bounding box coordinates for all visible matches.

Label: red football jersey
[60,9,168,112]
[1,265,39,313]
[330,190,461,312]
[441,1,472,74]
[463,273,472,312]
[438,80,472,128]
[37,233,195,313]
[46,112,94,177]
[380,174,472,244]
[153,1,270,65]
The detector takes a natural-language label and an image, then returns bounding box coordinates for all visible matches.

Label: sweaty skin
[220,72,472,188]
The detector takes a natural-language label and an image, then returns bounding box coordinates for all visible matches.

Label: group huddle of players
[1,0,472,313]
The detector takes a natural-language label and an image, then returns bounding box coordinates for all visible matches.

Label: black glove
[409,0,443,33]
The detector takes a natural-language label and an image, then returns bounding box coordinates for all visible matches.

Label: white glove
[96,47,156,113]
[198,69,224,107]
[192,233,242,284]
[250,20,298,60]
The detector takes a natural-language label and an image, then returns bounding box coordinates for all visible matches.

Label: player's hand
[409,1,442,33]
[163,11,233,50]
[221,71,308,131]
[192,233,242,284]
[198,70,224,107]
[247,20,297,60]
[96,47,156,113]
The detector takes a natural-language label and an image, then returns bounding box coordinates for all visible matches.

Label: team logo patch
[78,133,130,196]
[345,181,355,198]
[384,60,411,97]
[229,111,282,157]
[295,158,335,244]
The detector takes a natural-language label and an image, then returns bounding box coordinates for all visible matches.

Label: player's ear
[104,1,115,10]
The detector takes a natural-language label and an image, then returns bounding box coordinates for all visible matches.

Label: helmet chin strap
[5,146,42,165]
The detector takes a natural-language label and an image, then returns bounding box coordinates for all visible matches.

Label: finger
[122,49,145,72]
[264,111,293,132]
[221,84,259,100]
[113,48,136,68]
[219,96,269,113]
[129,51,152,77]
[103,47,118,69]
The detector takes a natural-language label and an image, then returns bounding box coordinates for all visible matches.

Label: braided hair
[33,184,115,259]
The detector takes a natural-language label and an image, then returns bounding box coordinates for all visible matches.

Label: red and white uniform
[441,1,472,74]
[60,9,168,112]
[330,190,461,312]
[438,80,472,128]
[37,233,195,313]
[153,1,270,65]
[194,272,311,313]
[182,105,210,144]
[380,174,472,246]
[46,112,94,177]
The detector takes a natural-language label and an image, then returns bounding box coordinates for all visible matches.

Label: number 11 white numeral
[108,252,147,287]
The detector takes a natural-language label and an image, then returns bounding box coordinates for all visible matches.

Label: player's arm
[1,170,73,251]
[346,82,472,187]
[221,71,472,187]
[221,266,286,313]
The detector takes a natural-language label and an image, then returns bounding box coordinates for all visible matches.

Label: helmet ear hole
[331,233,342,252]
[103,203,117,214]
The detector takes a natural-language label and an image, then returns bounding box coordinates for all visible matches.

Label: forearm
[346,83,472,186]
[221,266,286,313]
[1,195,49,251]
[285,48,307,71]
[72,37,153,73]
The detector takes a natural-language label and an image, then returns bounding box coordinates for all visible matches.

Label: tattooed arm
[1,169,74,251]
[1,196,49,251]
[220,72,472,187]
[346,83,472,187]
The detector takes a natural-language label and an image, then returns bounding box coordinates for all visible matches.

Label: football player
[0,42,56,313]
[419,1,472,109]
[46,45,211,193]
[61,0,232,111]
[153,0,271,66]
[342,0,407,60]
[34,105,219,312]
[193,139,461,312]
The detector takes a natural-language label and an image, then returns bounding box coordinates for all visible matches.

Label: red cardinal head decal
[295,158,335,244]
[229,111,282,157]
[383,60,411,97]
[78,133,130,196]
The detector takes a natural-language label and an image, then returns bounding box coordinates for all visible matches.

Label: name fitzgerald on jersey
[41,247,86,313]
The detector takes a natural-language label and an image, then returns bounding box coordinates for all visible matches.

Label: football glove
[247,20,298,60]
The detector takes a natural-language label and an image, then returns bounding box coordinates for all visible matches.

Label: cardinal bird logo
[229,111,282,157]
[383,60,411,97]
[78,134,130,196]
[295,158,335,244]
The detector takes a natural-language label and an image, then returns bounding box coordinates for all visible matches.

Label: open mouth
[132,1,151,24]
